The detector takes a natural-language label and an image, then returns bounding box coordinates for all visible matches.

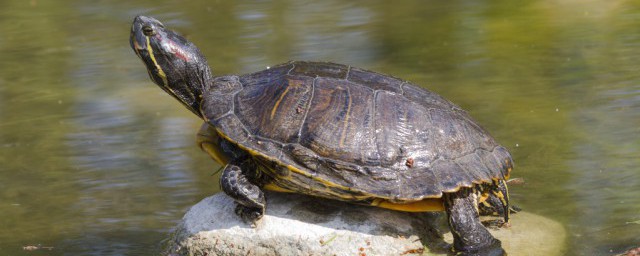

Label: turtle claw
[453,241,505,256]
[220,162,267,227]
[482,219,509,230]
[235,204,264,227]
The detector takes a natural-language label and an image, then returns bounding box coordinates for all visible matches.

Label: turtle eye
[142,26,156,36]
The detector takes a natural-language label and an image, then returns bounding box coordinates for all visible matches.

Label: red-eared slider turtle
[130,16,513,255]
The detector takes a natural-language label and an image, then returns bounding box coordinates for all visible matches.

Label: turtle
[130,15,514,255]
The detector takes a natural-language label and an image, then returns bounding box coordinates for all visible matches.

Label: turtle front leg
[220,162,266,226]
[444,188,505,256]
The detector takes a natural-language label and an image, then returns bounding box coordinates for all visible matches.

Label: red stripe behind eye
[168,40,190,62]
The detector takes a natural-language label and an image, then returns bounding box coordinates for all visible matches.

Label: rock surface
[165,192,565,256]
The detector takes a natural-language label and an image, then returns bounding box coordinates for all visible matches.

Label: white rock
[165,192,565,256]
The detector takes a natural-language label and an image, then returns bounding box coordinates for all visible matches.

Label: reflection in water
[234,1,376,72]
[570,76,640,252]
[551,3,640,252]
[65,95,204,254]
[0,0,639,255]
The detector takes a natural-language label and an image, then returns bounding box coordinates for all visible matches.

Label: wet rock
[164,192,565,256]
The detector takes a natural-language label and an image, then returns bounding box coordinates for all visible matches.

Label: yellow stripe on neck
[145,36,169,87]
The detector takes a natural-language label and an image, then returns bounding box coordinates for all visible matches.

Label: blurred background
[0,0,638,255]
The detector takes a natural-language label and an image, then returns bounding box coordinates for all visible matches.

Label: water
[1,1,638,255]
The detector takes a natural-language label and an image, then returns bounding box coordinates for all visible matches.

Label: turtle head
[130,15,212,117]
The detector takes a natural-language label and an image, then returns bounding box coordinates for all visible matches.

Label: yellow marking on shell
[199,142,229,166]
[196,124,230,166]
[263,183,295,193]
[338,88,352,148]
[214,128,373,200]
[371,198,445,212]
[145,36,169,87]
[270,85,291,120]
[209,124,494,203]
[504,159,512,179]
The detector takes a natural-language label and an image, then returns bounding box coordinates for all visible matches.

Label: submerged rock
[165,192,565,256]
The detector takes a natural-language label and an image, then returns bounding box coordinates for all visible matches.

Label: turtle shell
[201,61,512,202]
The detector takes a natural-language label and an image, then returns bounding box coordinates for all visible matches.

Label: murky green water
[1,1,638,255]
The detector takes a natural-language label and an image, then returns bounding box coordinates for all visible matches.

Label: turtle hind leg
[479,180,520,229]
[444,188,505,256]
[220,162,266,226]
